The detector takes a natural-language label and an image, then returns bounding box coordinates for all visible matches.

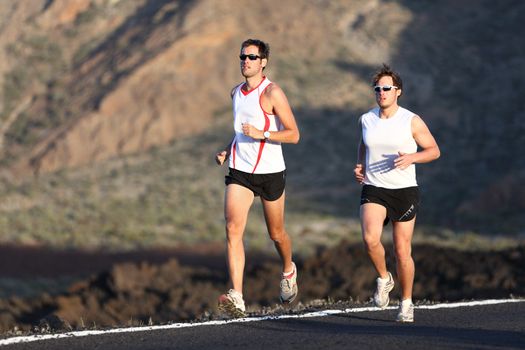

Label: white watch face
[264,131,270,139]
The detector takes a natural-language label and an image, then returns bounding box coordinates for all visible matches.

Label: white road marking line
[0,298,523,346]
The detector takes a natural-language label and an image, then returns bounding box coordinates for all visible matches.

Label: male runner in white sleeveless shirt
[354,64,440,322]
[215,39,300,318]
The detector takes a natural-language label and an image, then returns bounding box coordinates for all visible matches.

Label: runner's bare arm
[354,117,366,184]
[394,115,440,169]
[216,87,240,165]
[243,84,300,143]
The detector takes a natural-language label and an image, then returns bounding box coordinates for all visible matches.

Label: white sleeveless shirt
[229,77,286,174]
[361,106,418,189]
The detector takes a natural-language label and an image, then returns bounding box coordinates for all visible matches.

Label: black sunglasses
[239,54,261,61]
[374,85,398,92]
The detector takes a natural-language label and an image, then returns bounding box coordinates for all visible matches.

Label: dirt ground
[0,241,523,333]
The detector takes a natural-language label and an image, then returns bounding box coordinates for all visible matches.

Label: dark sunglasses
[374,85,398,92]
[239,54,261,61]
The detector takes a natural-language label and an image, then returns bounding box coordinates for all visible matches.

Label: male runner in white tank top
[354,64,440,322]
[215,39,300,318]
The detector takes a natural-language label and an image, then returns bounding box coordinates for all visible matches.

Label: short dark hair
[372,64,403,96]
[241,39,270,60]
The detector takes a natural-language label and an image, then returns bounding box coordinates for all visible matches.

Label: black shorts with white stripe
[360,185,420,226]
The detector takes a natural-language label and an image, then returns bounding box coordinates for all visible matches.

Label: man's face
[375,75,401,109]
[240,45,266,78]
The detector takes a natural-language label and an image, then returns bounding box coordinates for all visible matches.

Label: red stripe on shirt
[240,76,266,96]
[232,141,237,169]
[251,83,273,174]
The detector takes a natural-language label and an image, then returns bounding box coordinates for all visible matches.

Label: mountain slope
[0,0,523,240]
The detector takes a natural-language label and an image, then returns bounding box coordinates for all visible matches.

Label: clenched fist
[354,163,365,184]
[215,150,229,165]
[242,123,263,140]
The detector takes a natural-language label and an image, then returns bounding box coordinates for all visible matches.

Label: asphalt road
[2,300,524,350]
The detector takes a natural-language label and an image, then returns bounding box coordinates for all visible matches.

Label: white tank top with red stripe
[229,77,286,174]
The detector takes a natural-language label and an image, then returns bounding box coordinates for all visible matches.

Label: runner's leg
[225,184,254,294]
[361,203,389,278]
[261,191,293,273]
[392,217,416,300]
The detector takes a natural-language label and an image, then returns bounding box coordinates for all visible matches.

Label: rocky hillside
[0,242,523,332]
[0,0,523,235]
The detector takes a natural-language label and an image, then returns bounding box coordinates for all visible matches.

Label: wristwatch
[263,131,271,140]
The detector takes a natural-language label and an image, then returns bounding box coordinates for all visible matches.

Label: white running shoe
[396,299,414,323]
[218,289,246,318]
[373,272,395,309]
[280,262,298,303]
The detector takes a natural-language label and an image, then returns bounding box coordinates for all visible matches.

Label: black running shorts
[225,168,286,201]
[360,185,420,225]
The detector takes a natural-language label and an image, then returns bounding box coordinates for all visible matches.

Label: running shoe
[218,289,246,318]
[373,272,394,309]
[396,299,414,323]
[280,262,298,303]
